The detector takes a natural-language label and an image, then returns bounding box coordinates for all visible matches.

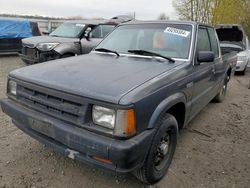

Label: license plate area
[25,48,37,57]
[29,118,55,138]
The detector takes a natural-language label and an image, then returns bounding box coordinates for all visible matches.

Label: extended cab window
[208,28,219,58]
[197,27,211,52]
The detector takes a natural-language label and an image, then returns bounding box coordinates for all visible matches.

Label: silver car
[19,20,117,64]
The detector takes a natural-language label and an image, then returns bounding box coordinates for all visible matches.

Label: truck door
[80,25,115,54]
[190,26,216,118]
[207,27,224,94]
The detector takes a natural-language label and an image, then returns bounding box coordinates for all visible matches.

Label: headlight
[8,80,17,96]
[92,105,115,129]
[36,43,59,51]
[92,105,136,137]
[237,56,247,62]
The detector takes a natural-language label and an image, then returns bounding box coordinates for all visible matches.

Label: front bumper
[0,98,153,173]
[19,49,60,64]
[235,61,248,72]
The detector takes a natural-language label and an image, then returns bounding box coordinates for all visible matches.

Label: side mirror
[84,28,92,41]
[84,32,90,41]
[197,51,215,63]
[42,31,50,35]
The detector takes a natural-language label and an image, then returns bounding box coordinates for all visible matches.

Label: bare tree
[173,0,214,24]
[157,13,169,20]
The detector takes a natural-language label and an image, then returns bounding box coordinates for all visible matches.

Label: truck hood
[22,36,79,47]
[216,27,244,48]
[10,53,183,104]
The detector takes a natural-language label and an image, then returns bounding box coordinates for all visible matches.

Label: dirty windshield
[50,22,85,38]
[97,23,193,59]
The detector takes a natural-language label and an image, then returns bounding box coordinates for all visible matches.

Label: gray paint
[9,21,231,134]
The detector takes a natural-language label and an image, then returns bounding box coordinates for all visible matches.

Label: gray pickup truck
[1,21,233,184]
[19,20,117,64]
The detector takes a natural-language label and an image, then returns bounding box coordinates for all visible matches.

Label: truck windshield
[50,23,85,38]
[97,23,193,59]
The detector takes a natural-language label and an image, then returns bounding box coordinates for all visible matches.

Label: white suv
[216,25,250,75]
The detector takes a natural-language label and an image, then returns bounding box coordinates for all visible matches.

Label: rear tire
[133,114,178,184]
[213,76,228,103]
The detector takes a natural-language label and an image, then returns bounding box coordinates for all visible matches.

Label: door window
[208,28,219,58]
[197,27,211,52]
[90,25,115,39]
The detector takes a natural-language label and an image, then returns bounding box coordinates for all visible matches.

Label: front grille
[17,84,88,126]
[22,47,37,58]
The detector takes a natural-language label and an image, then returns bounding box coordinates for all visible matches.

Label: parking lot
[0,56,250,188]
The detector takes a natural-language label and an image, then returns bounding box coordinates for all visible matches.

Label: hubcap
[222,83,227,95]
[154,132,170,171]
[160,142,169,155]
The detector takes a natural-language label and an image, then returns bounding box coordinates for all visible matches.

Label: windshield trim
[92,51,191,62]
[95,23,195,61]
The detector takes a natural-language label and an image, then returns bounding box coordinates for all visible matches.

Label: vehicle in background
[109,15,134,24]
[1,21,233,184]
[19,20,117,64]
[0,18,41,54]
[216,24,250,75]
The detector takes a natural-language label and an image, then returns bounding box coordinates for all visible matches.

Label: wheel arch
[61,52,76,57]
[148,93,187,130]
[226,67,232,81]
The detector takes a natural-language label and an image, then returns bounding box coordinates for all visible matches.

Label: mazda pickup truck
[19,20,117,64]
[1,21,233,184]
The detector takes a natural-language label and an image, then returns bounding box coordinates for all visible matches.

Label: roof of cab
[120,20,198,26]
[64,19,111,25]
[119,20,214,28]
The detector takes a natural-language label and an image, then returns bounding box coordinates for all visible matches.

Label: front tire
[133,114,178,184]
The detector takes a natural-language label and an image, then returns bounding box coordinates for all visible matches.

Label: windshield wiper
[50,34,57,37]
[95,48,120,57]
[128,50,175,63]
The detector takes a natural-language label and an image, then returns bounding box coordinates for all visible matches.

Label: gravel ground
[0,56,250,188]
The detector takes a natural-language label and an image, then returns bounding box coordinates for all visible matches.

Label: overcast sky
[1,0,176,20]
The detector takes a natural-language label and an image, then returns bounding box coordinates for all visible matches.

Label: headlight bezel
[7,79,17,96]
[92,105,116,129]
[92,105,136,137]
[36,42,60,51]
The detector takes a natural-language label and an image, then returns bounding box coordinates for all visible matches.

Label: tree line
[173,0,250,36]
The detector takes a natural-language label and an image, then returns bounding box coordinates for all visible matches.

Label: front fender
[54,42,80,55]
[148,92,186,129]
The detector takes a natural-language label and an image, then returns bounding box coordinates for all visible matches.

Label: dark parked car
[0,18,41,54]
[19,20,117,64]
[1,21,233,184]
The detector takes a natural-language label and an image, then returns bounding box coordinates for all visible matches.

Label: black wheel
[242,67,246,75]
[213,76,228,103]
[133,114,178,184]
